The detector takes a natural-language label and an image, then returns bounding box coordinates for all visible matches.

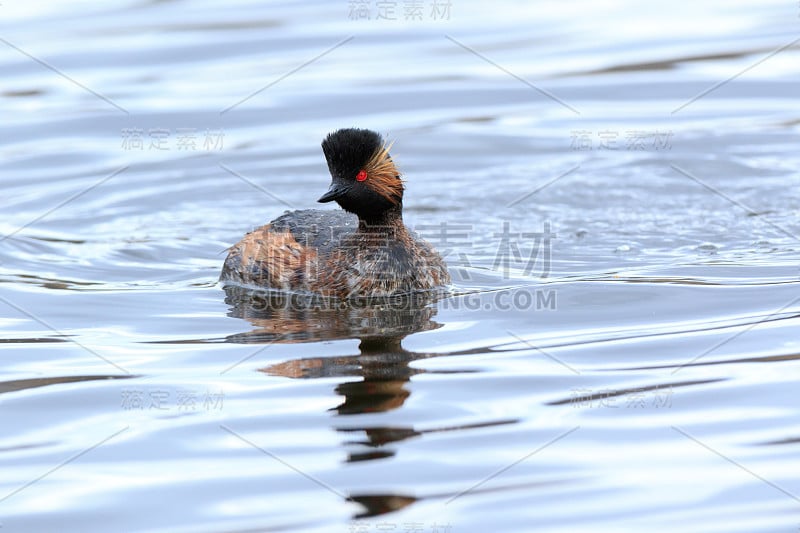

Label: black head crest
[319,128,403,220]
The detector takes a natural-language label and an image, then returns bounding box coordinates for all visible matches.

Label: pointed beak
[317,182,350,203]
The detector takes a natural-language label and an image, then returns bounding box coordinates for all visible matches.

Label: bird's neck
[357,203,404,232]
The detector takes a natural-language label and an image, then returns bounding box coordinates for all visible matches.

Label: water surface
[1,1,799,531]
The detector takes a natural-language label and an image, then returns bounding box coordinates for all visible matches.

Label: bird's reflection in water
[223,285,440,344]
[223,285,444,423]
[223,285,517,518]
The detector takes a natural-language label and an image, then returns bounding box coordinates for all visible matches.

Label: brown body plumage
[220,128,450,298]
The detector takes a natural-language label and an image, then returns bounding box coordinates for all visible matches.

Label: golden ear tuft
[364,140,403,204]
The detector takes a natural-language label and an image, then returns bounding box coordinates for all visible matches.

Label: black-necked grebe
[220,128,451,298]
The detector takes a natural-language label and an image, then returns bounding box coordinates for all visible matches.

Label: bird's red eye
[356,170,367,182]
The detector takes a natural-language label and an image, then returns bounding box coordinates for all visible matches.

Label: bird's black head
[318,128,403,221]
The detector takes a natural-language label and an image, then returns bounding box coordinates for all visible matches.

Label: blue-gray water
[1,1,799,531]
